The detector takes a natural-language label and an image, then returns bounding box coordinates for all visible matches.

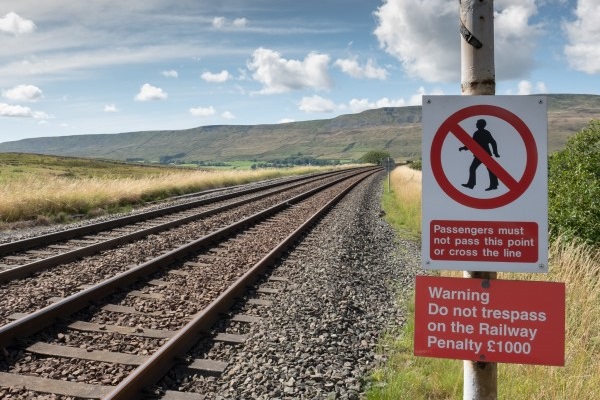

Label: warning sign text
[414,276,565,365]
[430,220,538,262]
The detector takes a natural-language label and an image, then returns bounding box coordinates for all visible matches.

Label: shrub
[548,120,600,244]
[409,159,422,171]
[360,150,390,165]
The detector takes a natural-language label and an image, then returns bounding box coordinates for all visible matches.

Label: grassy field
[0,153,178,180]
[1,95,597,165]
[368,165,600,399]
[0,153,343,228]
[381,167,422,241]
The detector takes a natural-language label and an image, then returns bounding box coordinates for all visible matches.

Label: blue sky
[0,0,598,143]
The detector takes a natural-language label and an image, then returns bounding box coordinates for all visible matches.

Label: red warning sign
[430,220,538,262]
[414,276,565,366]
[431,104,537,210]
[421,96,548,273]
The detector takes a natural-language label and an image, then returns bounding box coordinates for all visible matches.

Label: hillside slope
[1,94,598,162]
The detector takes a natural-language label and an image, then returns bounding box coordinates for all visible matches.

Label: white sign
[421,95,548,273]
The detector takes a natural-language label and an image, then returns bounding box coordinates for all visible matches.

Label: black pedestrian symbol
[459,119,500,191]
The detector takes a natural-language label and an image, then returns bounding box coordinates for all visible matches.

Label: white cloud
[212,16,247,29]
[0,44,200,86]
[278,118,295,123]
[190,106,216,117]
[0,12,36,36]
[104,104,119,112]
[298,86,442,115]
[506,80,548,95]
[348,97,407,113]
[536,81,548,93]
[408,86,444,105]
[299,95,337,113]
[2,84,43,102]
[563,0,600,74]
[347,99,374,113]
[134,83,168,101]
[201,70,231,83]
[373,0,541,82]
[347,87,444,113]
[32,110,50,119]
[494,1,541,79]
[334,57,388,79]
[222,111,235,120]
[212,17,226,29]
[518,80,534,95]
[0,103,48,119]
[232,18,247,28]
[248,48,332,94]
[161,69,178,78]
[374,0,457,83]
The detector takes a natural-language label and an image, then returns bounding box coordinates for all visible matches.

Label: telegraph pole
[460,1,497,399]
[460,0,495,96]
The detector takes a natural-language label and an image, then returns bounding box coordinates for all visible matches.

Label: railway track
[0,167,380,399]
[0,168,372,327]
[0,168,355,283]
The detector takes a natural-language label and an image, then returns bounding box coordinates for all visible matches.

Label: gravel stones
[170,172,420,399]
[0,171,421,399]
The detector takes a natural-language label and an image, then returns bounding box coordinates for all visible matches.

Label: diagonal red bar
[450,123,519,189]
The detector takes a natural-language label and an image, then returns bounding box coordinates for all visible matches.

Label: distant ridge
[1,94,598,163]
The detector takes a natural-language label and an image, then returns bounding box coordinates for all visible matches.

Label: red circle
[431,105,537,209]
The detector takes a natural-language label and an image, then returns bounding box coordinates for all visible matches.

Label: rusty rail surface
[0,168,369,283]
[0,167,379,399]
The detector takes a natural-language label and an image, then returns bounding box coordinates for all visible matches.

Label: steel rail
[165,165,366,202]
[0,169,373,348]
[0,168,373,283]
[103,169,378,400]
[0,168,356,257]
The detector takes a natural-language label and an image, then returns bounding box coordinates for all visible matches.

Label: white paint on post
[464,354,498,400]
[460,0,495,96]
[460,0,497,398]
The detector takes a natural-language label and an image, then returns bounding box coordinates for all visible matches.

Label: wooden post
[460,1,497,399]
[387,157,391,193]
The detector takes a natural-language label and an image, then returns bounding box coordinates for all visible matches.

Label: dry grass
[0,166,336,226]
[381,165,422,240]
[497,237,600,399]
[369,164,600,399]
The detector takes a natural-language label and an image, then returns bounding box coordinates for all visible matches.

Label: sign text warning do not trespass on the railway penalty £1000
[421,96,548,273]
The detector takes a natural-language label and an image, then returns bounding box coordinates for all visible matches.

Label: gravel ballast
[0,171,421,399]
[170,172,421,399]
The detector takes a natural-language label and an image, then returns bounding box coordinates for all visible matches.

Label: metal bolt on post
[460,0,495,96]
[460,0,497,399]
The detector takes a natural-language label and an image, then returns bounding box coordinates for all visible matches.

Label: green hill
[1,94,598,163]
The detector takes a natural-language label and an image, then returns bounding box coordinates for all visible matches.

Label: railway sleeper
[0,353,230,400]
[0,169,376,399]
